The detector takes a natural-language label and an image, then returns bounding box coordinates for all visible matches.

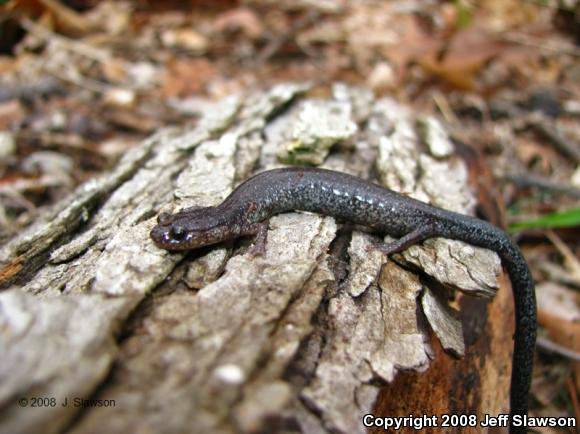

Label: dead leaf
[537,281,580,394]
[161,58,216,98]
[0,132,16,159]
[482,0,540,31]
[418,53,493,92]
[83,1,132,36]
[367,62,396,90]
[101,58,130,84]
[160,28,208,53]
[102,88,136,108]
[37,0,95,36]
[213,7,264,39]
[0,100,26,129]
[514,134,556,172]
[102,108,159,133]
[537,281,580,325]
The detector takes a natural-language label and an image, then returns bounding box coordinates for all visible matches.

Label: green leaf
[509,207,580,233]
[454,0,473,28]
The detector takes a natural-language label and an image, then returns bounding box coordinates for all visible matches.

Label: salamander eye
[170,225,186,240]
[157,212,172,226]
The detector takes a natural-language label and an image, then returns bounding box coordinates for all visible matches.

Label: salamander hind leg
[374,226,436,255]
[242,221,269,256]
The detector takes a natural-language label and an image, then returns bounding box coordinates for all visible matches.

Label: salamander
[150,167,536,433]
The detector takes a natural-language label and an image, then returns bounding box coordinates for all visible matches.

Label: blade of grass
[508,207,580,233]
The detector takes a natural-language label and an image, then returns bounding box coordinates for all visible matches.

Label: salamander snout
[151,211,202,250]
[150,223,188,249]
[150,206,230,251]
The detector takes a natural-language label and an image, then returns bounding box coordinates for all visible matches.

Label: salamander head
[150,207,236,251]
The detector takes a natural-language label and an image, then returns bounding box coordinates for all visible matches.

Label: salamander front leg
[242,220,269,256]
[375,226,436,255]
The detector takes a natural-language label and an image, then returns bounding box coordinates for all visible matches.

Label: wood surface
[0,83,512,434]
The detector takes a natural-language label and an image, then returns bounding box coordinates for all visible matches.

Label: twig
[545,230,580,280]
[36,0,94,35]
[432,91,458,124]
[16,130,97,152]
[45,68,111,94]
[20,17,112,63]
[499,32,580,58]
[17,21,113,93]
[527,120,580,164]
[502,172,580,199]
[536,262,580,289]
[0,191,36,212]
[256,10,321,63]
[536,336,580,362]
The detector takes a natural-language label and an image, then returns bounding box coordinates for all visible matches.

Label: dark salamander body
[151,167,536,434]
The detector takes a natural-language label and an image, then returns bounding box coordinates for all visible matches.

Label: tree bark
[0,83,513,434]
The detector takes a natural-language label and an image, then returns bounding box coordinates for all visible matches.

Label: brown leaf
[213,7,264,39]
[100,59,132,84]
[160,28,209,53]
[417,53,493,92]
[0,100,26,129]
[536,281,580,396]
[537,282,580,354]
[37,0,95,36]
[161,58,217,98]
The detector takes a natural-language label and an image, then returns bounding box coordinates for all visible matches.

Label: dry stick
[19,18,127,94]
[48,68,112,94]
[545,230,580,279]
[0,190,36,212]
[500,32,580,58]
[256,10,321,63]
[16,130,93,151]
[432,91,459,124]
[19,17,111,63]
[536,336,580,362]
[36,0,94,35]
[528,121,580,164]
[502,172,580,199]
[536,262,580,289]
